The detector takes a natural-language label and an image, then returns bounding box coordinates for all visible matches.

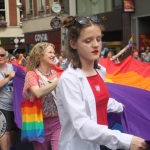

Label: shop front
[24,30,61,54]
[131,0,150,54]
[0,37,25,54]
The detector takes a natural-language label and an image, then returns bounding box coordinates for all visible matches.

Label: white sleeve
[107,98,123,113]
[0,73,4,81]
[57,75,132,150]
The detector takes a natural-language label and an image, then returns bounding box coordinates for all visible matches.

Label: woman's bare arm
[111,45,130,61]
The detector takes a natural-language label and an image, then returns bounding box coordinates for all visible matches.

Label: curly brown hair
[62,15,105,69]
[26,42,55,71]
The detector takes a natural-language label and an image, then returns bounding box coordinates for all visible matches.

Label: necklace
[37,69,52,77]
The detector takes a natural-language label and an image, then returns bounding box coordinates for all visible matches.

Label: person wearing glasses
[0,47,19,150]
[140,46,150,62]
[56,15,148,150]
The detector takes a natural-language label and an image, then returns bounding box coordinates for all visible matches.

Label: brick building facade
[0,0,25,53]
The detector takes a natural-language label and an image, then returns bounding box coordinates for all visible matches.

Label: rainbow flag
[17,55,26,66]
[20,99,45,143]
[99,56,150,140]
[128,34,134,47]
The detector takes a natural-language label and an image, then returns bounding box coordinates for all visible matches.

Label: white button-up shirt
[56,65,133,150]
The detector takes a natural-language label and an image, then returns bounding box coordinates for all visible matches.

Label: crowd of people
[0,14,149,150]
[5,50,68,70]
[100,42,150,63]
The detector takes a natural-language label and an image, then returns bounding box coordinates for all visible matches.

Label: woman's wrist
[126,45,129,49]
[124,46,127,50]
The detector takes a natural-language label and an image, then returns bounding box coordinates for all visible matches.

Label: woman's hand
[129,136,148,150]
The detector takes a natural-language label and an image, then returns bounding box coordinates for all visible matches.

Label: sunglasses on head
[0,54,5,57]
[75,15,100,25]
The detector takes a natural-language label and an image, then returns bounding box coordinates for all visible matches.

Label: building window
[39,0,45,10]
[0,0,5,20]
[113,0,122,9]
[28,0,33,11]
[0,0,7,27]
[77,0,114,15]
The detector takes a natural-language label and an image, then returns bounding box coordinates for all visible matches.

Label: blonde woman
[22,42,60,150]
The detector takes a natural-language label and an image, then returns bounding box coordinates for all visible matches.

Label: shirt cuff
[118,133,133,150]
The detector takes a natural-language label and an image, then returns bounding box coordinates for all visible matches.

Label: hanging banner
[123,0,135,12]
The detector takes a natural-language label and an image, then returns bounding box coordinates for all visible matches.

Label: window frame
[28,0,33,11]
[113,0,123,10]
[0,0,6,20]
[39,0,45,11]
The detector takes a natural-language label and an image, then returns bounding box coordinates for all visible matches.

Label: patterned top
[22,70,58,118]
[141,52,150,62]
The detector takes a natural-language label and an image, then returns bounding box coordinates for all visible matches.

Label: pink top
[22,70,58,118]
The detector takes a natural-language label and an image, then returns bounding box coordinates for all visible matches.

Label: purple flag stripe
[107,82,150,140]
[13,65,26,128]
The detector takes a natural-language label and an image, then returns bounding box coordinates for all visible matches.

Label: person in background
[60,51,67,63]
[99,42,108,60]
[60,51,68,69]
[101,42,108,55]
[0,47,19,150]
[22,42,61,150]
[10,56,17,63]
[56,55,65,69]
[54,53,59,64]
[56,15,148,150]
[14,53,19,60]
[103,45,129,63]
[131,49,141,60]
[23,53,29,59]
[140,46,150,62]
[6,54,13,63]
[25,55,30,63]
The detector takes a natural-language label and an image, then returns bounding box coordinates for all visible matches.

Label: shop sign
[50,17,61,30]
[35,34,48,42]
[10,37,25,44]
[25,30,61,45]
[123,0,135,12]
[13,37,19,44]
